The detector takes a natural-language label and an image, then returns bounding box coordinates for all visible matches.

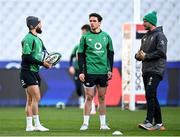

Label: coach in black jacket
[135,11,167,131]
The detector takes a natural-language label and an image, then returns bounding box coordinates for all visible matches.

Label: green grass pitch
[0,107,179,136]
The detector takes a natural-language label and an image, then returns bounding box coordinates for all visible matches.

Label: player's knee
[26,98,32,106]
[86,95,93,102]
[98,95,105,102]
[32,95,40,102]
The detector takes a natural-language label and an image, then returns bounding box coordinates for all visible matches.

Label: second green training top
[69,44,79,70]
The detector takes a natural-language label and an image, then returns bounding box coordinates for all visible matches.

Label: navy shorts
[84,74,108,87]
[20,70,41,88]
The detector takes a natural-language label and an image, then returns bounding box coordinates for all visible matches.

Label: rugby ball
[56,102,65,109]
[45,52,61,66]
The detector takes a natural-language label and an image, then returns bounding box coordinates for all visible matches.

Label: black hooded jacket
[136,26,167,78]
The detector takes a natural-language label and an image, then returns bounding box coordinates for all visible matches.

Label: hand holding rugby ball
[44,52,61,66]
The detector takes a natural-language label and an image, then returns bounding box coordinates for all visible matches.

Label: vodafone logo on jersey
[94,42,102,50]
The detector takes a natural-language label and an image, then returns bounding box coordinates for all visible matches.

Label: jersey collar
[90,29,102,34]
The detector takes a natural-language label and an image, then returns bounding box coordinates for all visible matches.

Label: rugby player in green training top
[78,13,114,131]
[69,24,90,109]
[20,16,51,132]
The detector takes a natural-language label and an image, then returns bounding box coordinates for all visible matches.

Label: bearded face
[143,20,151,31]
[36,26,42,34]
[35,21,42,34]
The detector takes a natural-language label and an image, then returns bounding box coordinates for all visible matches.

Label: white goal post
[121,23,146,111]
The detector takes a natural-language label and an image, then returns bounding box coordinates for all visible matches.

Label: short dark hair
[89,13,103,22]
[81,24,90,31]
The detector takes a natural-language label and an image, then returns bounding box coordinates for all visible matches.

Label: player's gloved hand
[79,73,85,82]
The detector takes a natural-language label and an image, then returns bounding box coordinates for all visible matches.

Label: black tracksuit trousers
[143,73,162,124]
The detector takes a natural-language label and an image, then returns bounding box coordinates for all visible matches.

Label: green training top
[78,30,114,74]
[21,32,44,72]
[71,44,79,70]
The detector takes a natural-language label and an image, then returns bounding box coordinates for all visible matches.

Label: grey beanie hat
[26,16,40,29]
